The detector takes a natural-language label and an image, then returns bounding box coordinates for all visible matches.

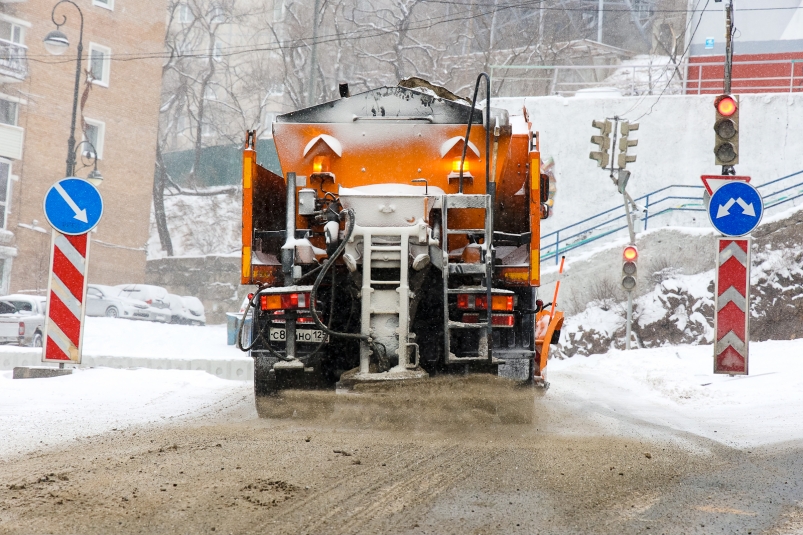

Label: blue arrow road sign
[43,178,103,235]
[708,181,763,237]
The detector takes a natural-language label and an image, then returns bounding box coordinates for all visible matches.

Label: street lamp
[43,0,84,179]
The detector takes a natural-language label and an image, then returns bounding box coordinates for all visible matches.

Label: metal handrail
[540,171,803,264]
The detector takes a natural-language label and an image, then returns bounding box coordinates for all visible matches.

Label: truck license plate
[270,329,329,343]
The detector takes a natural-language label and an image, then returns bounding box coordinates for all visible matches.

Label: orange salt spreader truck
[237,76,564,398]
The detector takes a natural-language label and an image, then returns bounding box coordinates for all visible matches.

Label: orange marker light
[623,246,638,261]
[716,96,737,117]
[452,157,469,174]
[313,155,330,173]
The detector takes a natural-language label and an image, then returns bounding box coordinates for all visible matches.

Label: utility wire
[26,0,802,66]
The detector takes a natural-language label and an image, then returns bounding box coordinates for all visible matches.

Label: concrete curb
[0,349,253,381]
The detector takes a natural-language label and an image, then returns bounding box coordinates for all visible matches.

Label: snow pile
[601,55,685,96]
[559,271,715,357]
[0,367,250,459]
[148,189,241,259]
[82,317,241,360]
[549,339,803,448]
[558,238,803,358]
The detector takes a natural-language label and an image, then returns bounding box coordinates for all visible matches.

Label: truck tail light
[457,294,472,309]
[491,314,515,327]
[260,293,311,311]
[462,313,479,323]
[457,294,514,311]
[460,313,514,326]
[18,322,24,336]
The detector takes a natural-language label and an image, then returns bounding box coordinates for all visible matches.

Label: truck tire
[31,332,43,348]
[254,355,279,398]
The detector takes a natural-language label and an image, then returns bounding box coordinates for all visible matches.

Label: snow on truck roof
[276,85,509,128]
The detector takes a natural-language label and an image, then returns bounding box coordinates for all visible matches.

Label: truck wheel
[105,306,119,318]
[32,332,43,348]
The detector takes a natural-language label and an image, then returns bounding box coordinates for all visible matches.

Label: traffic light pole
[626,291,633,350]
[722,0,735,175]
[724,0,734,95]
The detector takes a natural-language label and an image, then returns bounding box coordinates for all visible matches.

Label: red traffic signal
[623,245,638,261]
[716,95,737,117]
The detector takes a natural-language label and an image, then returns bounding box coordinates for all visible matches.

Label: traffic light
[617,121,639,169]
[621,245,638,292]
[589,119,612,168]
[714,94,739,165]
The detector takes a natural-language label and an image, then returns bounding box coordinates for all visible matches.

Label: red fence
[687,53,803,94]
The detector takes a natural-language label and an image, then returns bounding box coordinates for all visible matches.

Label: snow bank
[82,317,241,360]
[549,339,803,448]
[0,318,252,381]
[0,367,250,459]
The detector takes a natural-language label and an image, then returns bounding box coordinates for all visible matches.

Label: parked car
[181,296,206,326]
[0,294,46,347]
[163,294,206,325]
[115,284,171,323]
[86,284,152,321]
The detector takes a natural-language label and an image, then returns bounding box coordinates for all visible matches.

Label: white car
[86,284,152,321]
[115,284,171,323]
[163,294,206,325]
[0,295,46,347]
[181,296,206,326]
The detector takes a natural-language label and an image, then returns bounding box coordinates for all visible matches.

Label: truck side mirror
[540,173,549,204]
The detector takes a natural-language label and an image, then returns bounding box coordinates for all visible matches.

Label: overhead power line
[25,0,803,67]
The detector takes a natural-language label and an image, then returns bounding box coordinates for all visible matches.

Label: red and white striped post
[714,237,750,375]
[42,231,90,364]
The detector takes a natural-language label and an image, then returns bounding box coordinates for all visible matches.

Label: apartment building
[0,0,165,294]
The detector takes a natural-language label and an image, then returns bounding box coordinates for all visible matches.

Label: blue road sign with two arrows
[708,181,763,237]
[43,178,104,235]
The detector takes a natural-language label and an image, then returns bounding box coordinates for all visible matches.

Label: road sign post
[703,177,761,375]
[715,238,750,374]
[41,178,103,365]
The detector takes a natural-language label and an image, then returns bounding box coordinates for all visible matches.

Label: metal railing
[540,169,803,264]
[490,58,803,97]
[0,39,27,81]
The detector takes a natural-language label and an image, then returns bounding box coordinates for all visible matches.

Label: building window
[633,0,653,23]
[201,117,214,137]
[273,0,285,22]
[178,4,193,24]
[88,43,111,86]
[82,119,105,160]
[92,0,114,11]
[0,160,10,229]
[0,20,24,45]
[210,5,225,23]
[0,99,17,126]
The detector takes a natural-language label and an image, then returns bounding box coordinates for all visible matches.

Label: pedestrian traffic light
[621,245,638,291]
[618,121,639,169]
[589,119,612,168]
[714,94,739,166]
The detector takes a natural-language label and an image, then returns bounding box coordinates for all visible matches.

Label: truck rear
[237,79,563,400]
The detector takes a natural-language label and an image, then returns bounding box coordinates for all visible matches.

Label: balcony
[0,39,26,83]
[0,122,23,160]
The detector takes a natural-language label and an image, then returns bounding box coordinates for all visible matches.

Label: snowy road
[3,338,803,533]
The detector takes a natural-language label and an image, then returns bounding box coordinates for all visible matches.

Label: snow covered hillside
[558,222,803,358]
[148,189,241,259]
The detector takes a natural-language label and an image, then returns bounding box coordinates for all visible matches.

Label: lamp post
[43,0,84,179]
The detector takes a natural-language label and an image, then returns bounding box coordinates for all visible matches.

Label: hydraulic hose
[309,208,388,369]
